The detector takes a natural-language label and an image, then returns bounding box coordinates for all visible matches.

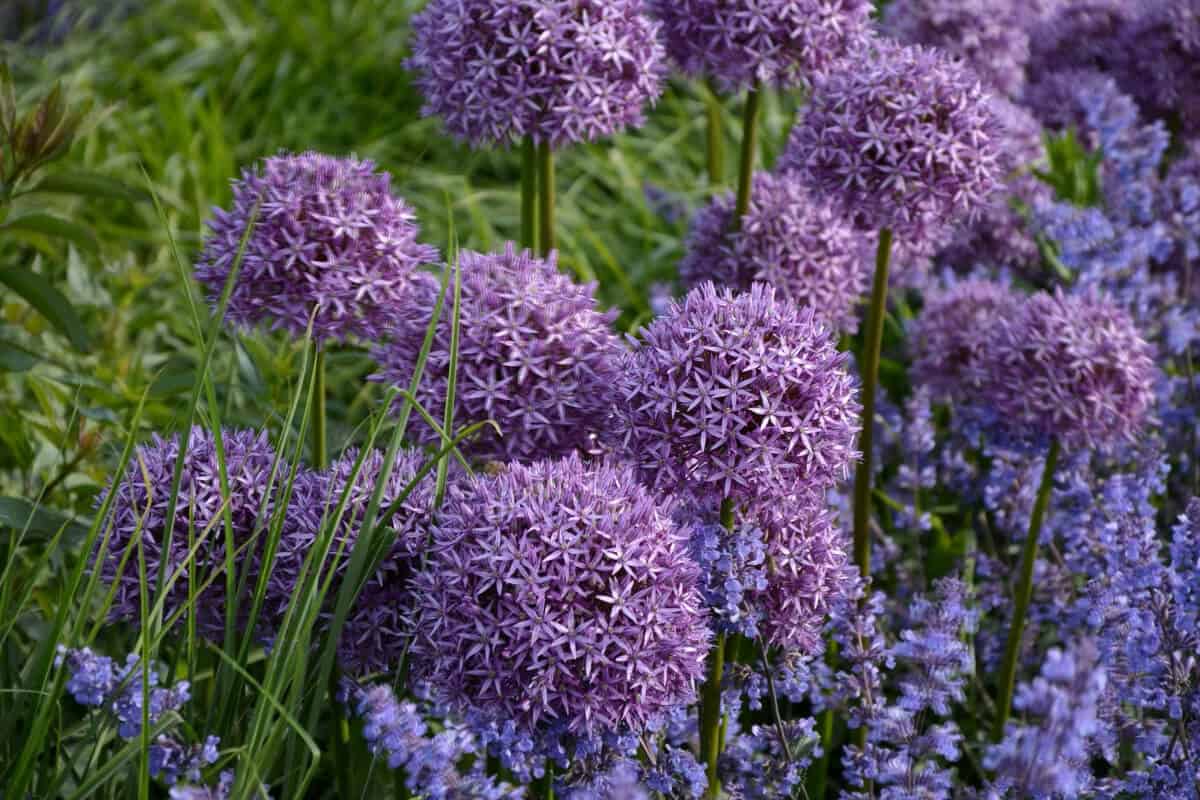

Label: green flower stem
[705,82,725,186]
[700,497,736,798]
[851,228,894,577]
[521,136,537,251]
[992,437,1061,739]
[312,345,327,469]
[535,762,555,800]
[538,140,555,256]
[732,83,762,229]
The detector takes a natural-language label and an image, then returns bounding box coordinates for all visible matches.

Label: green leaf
[0,212,99,254]
[26,171,149,203]
[0,340,35,371]
[0,497,89,544]
[0,268,90,351]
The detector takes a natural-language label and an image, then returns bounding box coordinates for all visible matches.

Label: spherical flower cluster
[195,152,438,343]
[983,289,1157,449]
[678,171,869,333]
[97,427,282,640]
[881,0,1031,98]
[648,0,872,91]
[610,282,860,504]
[780,40,1004,243]
[269,448,441,673]
[1123,0,1200,135]
[410,455,711,741]
[408,0,665,148]
[910,279,1022,401]
[1025,0,1130,80]
[372,244,624,464]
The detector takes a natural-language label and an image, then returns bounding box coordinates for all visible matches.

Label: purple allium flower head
[97,427,284,640]
[610,282,860,504]
[648,0,872,91]
[881,0,1031,98]
[407,0,666,148]
[982,289,1157,449]
[678,171,870,334]
[196,152,438,343]
[410,455,711,741]
[1026,0,1130,80]
[372,244,624,464]
[1121,0,1200,136]
[270,448,441,673]
[910,279,1022,401]
[779,39,1005,243]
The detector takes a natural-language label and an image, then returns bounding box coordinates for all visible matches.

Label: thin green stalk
[852,228,894,577]
[521,136,537,251]
[992,437,1060,739]
[538,140,555,256]
[535,763,555,800]
[312,346,327,469]
[700,497,736,798]
[705,82,725,186]
[732,84,762,230]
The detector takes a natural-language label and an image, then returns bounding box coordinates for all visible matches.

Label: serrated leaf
[0,268,90,351]
[0,212,99,254]
[27,171,148,203]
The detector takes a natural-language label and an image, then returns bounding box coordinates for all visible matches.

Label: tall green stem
[537,141,555,256]
[992,438,1060,739]
[851,228,893,577]
[535,762,555,800]
[732,84,762,229]
[705,82,725,186]
[312,346,327,469]
[700,498,735,798]
[520,136,537,251]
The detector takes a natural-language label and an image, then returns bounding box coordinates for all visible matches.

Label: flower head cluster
[1120,0,1200,136]
[373,245,624,464]
[408,0,665,148]
[881,0,1030,97]
[611,282,859,504]
[648,0,872,91]
[410,455,710,742]
[1026,0,1130,80]
[909,279,1022,401]
[97,427,283,640]
[196,153,437,342]
[780,39,1004,243]
[1159,141,1200,280]
[678,171,869,333]
[168,772,235,800]
[985,641,1107,798]
[688,512,768,639]
[982,289,1157,449]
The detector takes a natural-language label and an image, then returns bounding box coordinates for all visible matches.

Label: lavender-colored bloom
[678,171,870,333]
[688,512,769,639]
[169,771,236,800]
[408,0,665,148]
[373,245,624,464]
[981,289,1157,449]
[910,279,1022,401]
[150,735,221,785]
[780,39,1005,243]
[1119,0,1200,136]
[649,0,872,91]
[611,282,860,504]
[1159,141,1200,281]
[720,717,818,799]
[881,0,1031,97]
[196,153,437,343]
[56,645,117,706]
[410,455,710,742]
[1026,0,1130,81]
[96,427,285,640]
[985,641,1106,798]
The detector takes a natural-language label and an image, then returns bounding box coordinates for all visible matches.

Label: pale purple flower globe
[881,0,1031,98]
[196,152,438,343]
[678,171,870,334]
[982,289,1157,448]
[1026,0,1130,82]
[649,0,873,91]
[1120,0,1200,135]
[780,39,1005,243]
[910,279,1022,401]
[611,282,860,504]
[97,427,287,640]
[410,455,711,740]
[408,0,666,148]
[269,448,441,673]
[372,244,624,464]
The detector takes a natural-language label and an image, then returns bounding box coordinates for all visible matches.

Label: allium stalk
[521,136,537,251]
[992,437,1060,738]
[852,228,893,577]
[733,84,761,227]
[700,496,736,798]
[705,83,725,185]
[311,345,326,469]
[538,141,555,256]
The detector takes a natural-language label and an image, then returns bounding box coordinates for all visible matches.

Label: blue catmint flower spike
[196,152,438,343]
[408,0,665,149]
